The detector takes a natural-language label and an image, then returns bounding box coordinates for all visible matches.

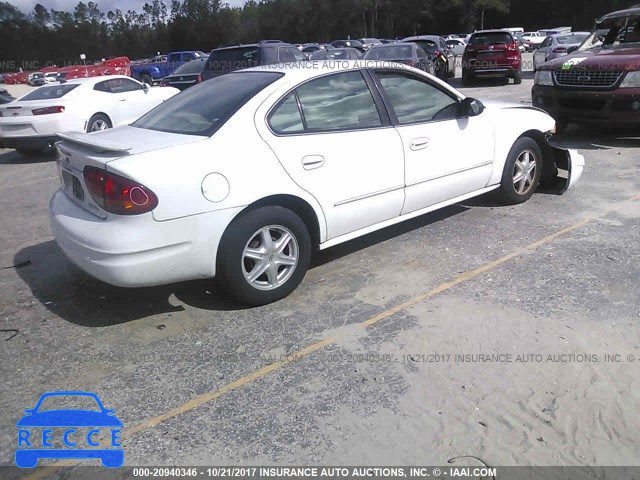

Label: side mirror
[460,97,484,117]
[142,82,150,93]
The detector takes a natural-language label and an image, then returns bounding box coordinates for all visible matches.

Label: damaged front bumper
[540,140,585,194]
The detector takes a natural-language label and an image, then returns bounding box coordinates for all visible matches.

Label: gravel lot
[1,53,639,472]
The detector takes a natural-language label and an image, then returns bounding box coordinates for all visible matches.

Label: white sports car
[49,61,584,306]
[0,75,179,154]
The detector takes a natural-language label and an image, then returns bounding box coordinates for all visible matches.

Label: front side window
[295,71,382,132]
[133,71,282,136]
[375,71,459,124]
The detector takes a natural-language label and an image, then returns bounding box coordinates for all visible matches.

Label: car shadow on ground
[552,125,640,151]
[0,150,55,165]
[13,205,468,327]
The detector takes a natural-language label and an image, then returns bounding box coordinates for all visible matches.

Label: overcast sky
[13,0,246,14]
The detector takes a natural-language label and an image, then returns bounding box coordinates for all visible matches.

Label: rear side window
[469,32,513,45]
[269,93,304,133]
[20,84,79,101]
[132,71,282,136]
[294,71,382,132]
[206,47,259,71]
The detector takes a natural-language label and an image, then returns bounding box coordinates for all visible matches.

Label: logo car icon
[16,391,123,468]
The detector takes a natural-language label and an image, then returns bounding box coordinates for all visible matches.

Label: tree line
[0,0,636,69]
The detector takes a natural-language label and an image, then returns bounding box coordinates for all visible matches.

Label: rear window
[556,34,589,45]
[173,60,206,75]
[409,40,437,52]
[469,32,513,45]
[20,84,79,101]
[132,71,282,136]
[206,47,259,71]
[365,45,413,60]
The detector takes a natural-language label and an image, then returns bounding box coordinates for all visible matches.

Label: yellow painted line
[22,194,640,477]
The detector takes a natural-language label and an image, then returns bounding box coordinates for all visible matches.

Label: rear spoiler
[56,132,132,153]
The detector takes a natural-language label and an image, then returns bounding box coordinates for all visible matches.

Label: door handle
[119,99,127,102]
[302,155,325,170]
[410,138,430,151]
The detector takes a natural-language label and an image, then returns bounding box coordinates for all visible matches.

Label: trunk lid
[55,125,205,218]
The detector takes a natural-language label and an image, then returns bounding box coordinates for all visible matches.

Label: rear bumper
[463,62,520,77]
[49,189,242,287]
[532,85,640,124]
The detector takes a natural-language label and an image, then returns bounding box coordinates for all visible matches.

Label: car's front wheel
[217,206,311,306]
[495,137,543,205]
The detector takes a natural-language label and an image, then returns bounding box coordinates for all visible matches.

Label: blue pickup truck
[130,50,207,84]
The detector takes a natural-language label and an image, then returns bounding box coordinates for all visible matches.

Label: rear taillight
[434,50,442,57]
[83,166,158,215]
[505,42,519,52]
[405,60,417,67]
[32,106,65,115]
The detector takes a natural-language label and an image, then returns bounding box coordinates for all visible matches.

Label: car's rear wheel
[140,74,153,85]
[217,206,311,306]
[86,114,112,133]
[513,70,522,84]
[495,137,542,205]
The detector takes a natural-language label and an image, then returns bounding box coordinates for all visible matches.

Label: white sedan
[0,75,179,154]
[49,61,584,306]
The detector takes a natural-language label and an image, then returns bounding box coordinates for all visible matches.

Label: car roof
[471,29,512,35]
[598,7,640,23]
[211,42,293,51]
[245,59,419,81]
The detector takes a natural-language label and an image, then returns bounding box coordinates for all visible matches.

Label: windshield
[37,395,101,412]
[20,84,79,101]
[132,71,282,136]
[581,16,640,50]
[365,45,413,60]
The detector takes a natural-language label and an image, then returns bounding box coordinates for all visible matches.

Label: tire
[217,206,311,306]
[513,70,522,84]
[140,74,152,85]
[555,117,568,134]
[462,69,473,86]
[86,113,112,133]
[495,136,543,205]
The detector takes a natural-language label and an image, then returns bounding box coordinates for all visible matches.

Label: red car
[462,29,522,85]
[532,7,640,130]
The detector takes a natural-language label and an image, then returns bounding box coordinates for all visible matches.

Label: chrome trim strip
[407,161,493,188]
[335,184,404,207]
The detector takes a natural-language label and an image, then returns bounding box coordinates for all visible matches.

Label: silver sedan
[533,32,590,71]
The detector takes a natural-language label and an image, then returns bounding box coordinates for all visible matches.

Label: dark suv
[462,30,522,85]
[532,7,640,130]
[203,41,304,80]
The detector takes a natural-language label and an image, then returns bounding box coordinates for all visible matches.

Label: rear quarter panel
[106,101,326,240]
